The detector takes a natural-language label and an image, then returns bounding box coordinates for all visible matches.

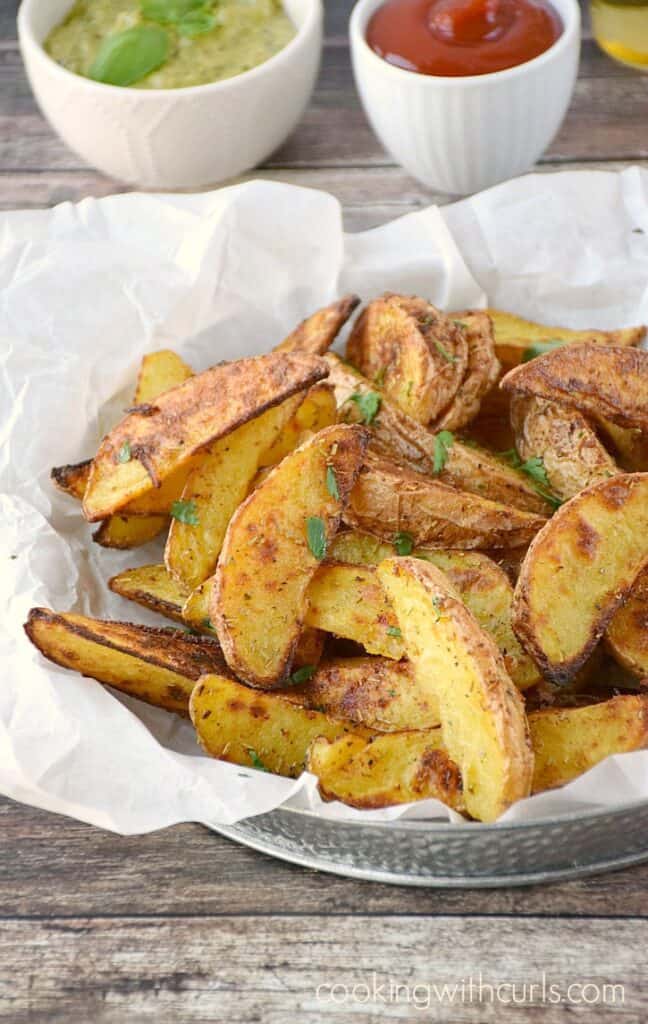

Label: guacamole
[45,0,296,89]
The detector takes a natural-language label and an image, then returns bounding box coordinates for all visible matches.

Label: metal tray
[213,798,648,887]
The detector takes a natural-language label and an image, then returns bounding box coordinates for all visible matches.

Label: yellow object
[591,0,648,70]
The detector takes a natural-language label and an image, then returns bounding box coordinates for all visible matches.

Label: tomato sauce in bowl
[366,0,563,77]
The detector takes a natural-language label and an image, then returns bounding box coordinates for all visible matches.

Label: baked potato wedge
[606,568,648,678]
[93,514,168,549]
[276,295,360,355]
[24,608,226,715]
[305,562,403,659]
[529,696,648,793]
[433,311,500,431]
[595,418,648,473]
[378,557,533,821]
[513,473,648,683]
[165,393,304,591]
[327,354,550,514]
[83,352,328,522]
[510,394,619,501]
[307,731,464,810]
[134,349,193,403]
[501,343,648,432]
[190,673,371,776]
[212,424,369,687]
[486,309,645,371]
[346,295,467,425]
[347,452,547,550]
[51,459,92,500]
[259,383,338,467]
[283,656,440,731]
[109,564,188,623]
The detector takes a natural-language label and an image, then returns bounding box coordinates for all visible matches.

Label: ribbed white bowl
[18,0,322,189]
[350,0,580,195]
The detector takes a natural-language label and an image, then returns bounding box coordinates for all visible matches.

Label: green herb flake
[177,9,217,35]
[349,391,381,426]
[521,338,565,363]
[393,531,414,556]
[170,499,199,526]
[326,465,340,501]
[433,430,454,475]
[386,625,402,638]
[289,664,317,685]
[89,25,170,87]
[117,440,132,464]
[388,689,397,698]
[306,516,327,560]
[431,596,443,621]
[141,0,205,23]
[432,339,457,364]
[247,748,268,772]
[202,617,214,631]
[374,366,387,387]
[500,450,562,508]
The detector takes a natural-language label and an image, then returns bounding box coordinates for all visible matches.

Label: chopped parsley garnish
[306,516,327,560]
[431,596,443,621]
[326,465,340,501]
[170,499,199,525]
[393,531,414,556]
[432,339,457,364]
[202,617,214,631]
[348,390,381,426]
[118,441,132,464]
[433,430,454,475]
[521,338,565,363]
[500,450,562,509]
[386,625,402,638]
[289,664,317,685]
[247,748,268,772]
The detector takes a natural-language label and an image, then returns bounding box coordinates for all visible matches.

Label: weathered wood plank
[0,915,644,1023]
[2,796,648,917]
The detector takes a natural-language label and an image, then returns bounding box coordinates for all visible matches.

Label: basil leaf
[393,531,414,556]
[141,0,205,24]
[289,664,317,685]
[432,430,454,475]
[326,465,339,501]
[349,391,381,426]
[306,516,327,560]
[170,499,199,525]
[89,26,170,87]
[178,9,217,34]
[521,338,565,363]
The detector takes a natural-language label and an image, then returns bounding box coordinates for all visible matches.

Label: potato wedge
[307,731,464,810]
[529,696,648,793]
[190,673,371,776]
[510,395,618,501]
[24,608,227,715]
[83,352,328,522]
[109,564,189,623]
[93,514,168,549]
[328,532,539,689]
[283,656,440,731]
[327,354,550,514]
[134,349,193,402]
[305,562,403,659]
[486,309,645,371]
[606,568,648,678]
[275,295,360,355]
[259,383,338,467]
[378,558,533,821]
[346,295,467,425]
[347,452,546,550]
[212,424,369,686]
[501,344,648,432]
[165,393,304,591]
[513,474,648,683]
[595,418,648,473]
[51,459,92,500]
[433,312,500,432]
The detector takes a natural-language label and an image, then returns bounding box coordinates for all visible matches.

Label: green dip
[45,0,296,89]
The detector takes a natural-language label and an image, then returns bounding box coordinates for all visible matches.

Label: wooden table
[2,2,648,1020]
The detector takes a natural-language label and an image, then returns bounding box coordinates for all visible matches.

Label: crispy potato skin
[109,564,189,623]
[275,295,360,355]
[486,309,645,371]
[510,395,619,501]
[51,459,92,500]
[606,567,648,678]
[501,344,648,432]
[378,558,533,822]
[529,696,648,793]
[83,352,329,522]
[282,656,440,730]
[595,417,648,473]
[513,473,648,683]
[212,424,370,687]
[327,354,550,514]
[433,312,500,432]
[24,608,226,715]
[190,673,371,777]
[307,731,465,810]
[346,295,467,424]
[347,452,546,550]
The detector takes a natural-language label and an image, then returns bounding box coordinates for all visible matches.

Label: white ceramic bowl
[350,0,580,195]
[18,0,323,189]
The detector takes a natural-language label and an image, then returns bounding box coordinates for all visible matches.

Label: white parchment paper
[3,170,648,834]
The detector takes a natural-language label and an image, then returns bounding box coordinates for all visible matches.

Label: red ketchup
[366,0,563,77]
